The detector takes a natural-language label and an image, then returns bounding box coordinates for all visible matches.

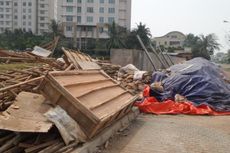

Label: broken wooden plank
[0,92,52,133]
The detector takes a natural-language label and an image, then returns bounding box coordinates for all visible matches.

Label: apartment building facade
[57,0,132,48]
[0,0,57,34]
[0,0,131,48]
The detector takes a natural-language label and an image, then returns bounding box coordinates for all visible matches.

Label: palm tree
[126,22,152,49]
[48,20,63,38]
[192,34,220,60]
[106,22,127,50]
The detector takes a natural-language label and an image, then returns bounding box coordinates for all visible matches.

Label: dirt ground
[100,114,230,153]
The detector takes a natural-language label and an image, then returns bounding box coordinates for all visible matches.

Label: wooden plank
[45,74,100,123]
[0,76,44,93]
[0,92,52,133]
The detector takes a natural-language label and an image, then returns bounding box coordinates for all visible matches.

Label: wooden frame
[39,70,138,138]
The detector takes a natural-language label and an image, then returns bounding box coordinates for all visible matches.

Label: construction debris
[0,92,52,133]
[0,46,150,152]
[62,47,101,70]
[117,64,151,93]
[39,70,138,138]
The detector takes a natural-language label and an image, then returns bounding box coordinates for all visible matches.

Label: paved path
[102,115,230,153]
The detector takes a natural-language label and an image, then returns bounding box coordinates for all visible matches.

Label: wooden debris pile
[97,62,121,80]
[118,71,151,94]
[0,64,64,111]
[0,129,80,153]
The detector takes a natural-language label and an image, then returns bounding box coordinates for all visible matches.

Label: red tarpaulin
[135,86,230,115]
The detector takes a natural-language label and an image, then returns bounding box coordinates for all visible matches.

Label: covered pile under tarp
[136,57,230,114]
[135,86,230,115]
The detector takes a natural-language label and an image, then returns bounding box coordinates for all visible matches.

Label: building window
[66,6,73,12]
[40,17,45,20]
[6,21,10,25]
[40,23,45,27]
[23,22,26,26]
[40,10,45,14]
[108,8,115,13]
[6,8,10,13]
[23,9,26,13]
[23,2,26,6]
[77,16,81,23]
[100,0,104,3]
[14,2,18,6]
[28,2,32,6]
[169,41,180,45]
[28,9,32,13]
[0,2,3,5]
[108,17,114,23]
[77,0,82,3]
[67,0,73,2]
[0,15,3,19]
[66,26,72,31]
[88,27,93,32]
[87,0,94,3]
[0,21,3,25]
[87,16,93,23]
[77,7,81,13]
[99,17,104,23]
[40,4,45,8]
[66,16,73,22]
[28,22,31,26]
[14,15,17,19]
[87,7,93,13]
[0,8,3,12]
[99,7,104,13]
[23,15,26,19]
[99,27,103,33]
[109,0,115,4]
[6,2,10,6]
[171,35,177,38]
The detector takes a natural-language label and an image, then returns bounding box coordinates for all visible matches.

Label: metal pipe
[136,35,157,71]
[149,42,166,69]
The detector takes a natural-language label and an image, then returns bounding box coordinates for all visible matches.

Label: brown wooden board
[0,92,52,133]
[39,70,138,138]
[62,48,101,70]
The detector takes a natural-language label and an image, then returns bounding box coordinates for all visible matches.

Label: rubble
[0,47,143,152]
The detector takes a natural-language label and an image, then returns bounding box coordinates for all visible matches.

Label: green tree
[184,33,220,60]
[48,20,63,38]
[106,22,127,50]
[126,22,152,49]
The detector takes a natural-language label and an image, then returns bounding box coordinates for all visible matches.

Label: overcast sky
[131,0,230,52]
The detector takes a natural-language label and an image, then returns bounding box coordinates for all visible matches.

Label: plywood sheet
[63,48,101,70]
[0,92,52,133]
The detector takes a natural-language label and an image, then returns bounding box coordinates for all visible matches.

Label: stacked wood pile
[0,129,80,153]
[0,64,64,111]
[97,62,121,80]
[118,71,152,94]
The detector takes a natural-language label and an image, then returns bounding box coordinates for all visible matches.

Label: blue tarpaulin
[150,58,230,111]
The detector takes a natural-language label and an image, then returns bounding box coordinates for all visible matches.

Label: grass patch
[0,63,40,72]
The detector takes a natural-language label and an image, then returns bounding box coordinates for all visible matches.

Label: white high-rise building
[56,0,131,48]
[0,0,57,34]
[0,0,132,47]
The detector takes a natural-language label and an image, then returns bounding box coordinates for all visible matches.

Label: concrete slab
[101,114,230,153]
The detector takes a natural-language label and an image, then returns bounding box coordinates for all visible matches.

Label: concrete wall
[110,49,186,71]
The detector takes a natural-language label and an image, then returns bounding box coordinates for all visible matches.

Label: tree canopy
[184,33,220,60]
